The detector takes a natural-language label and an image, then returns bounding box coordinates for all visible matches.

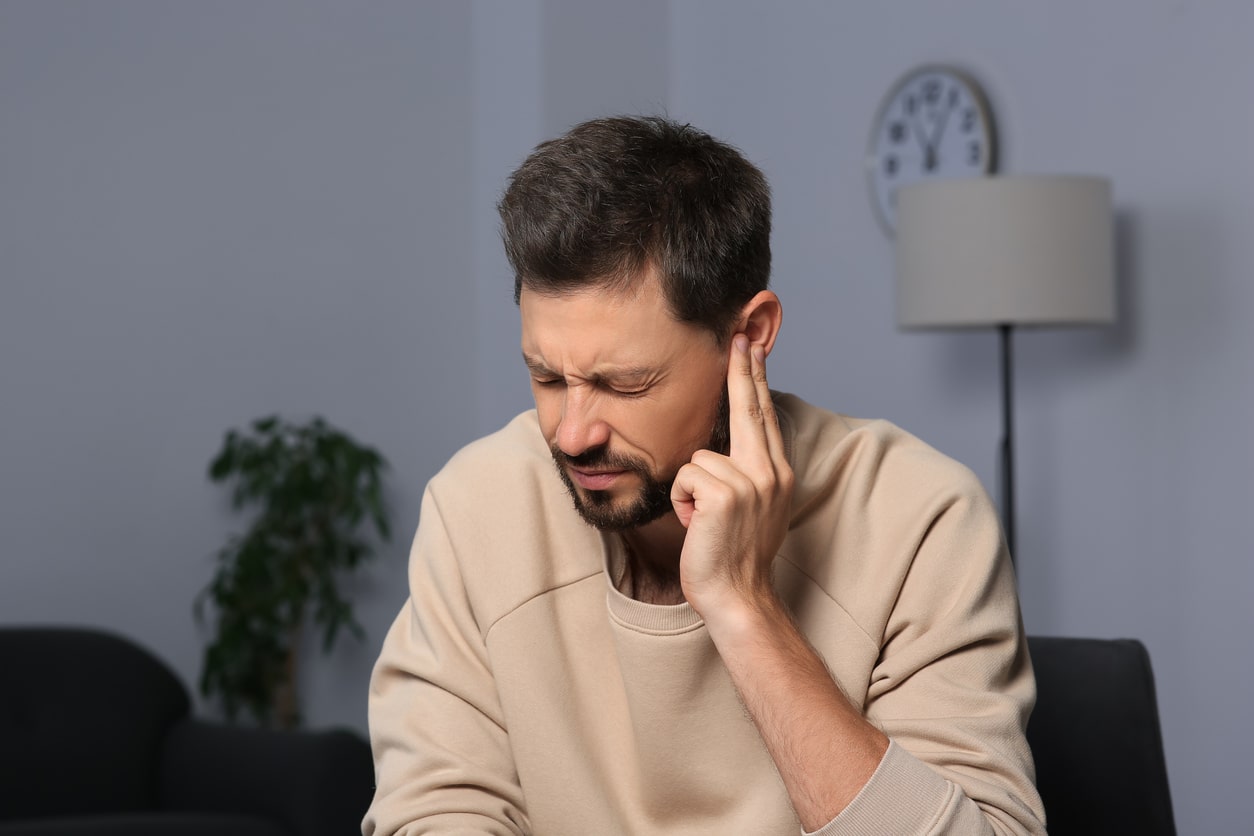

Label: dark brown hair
[498,115,771,339]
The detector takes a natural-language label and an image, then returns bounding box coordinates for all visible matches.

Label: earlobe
[738,291,783,357]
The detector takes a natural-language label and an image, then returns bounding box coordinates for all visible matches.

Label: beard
[551,388,730,532]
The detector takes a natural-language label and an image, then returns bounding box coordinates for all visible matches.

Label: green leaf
[198,413,393,728]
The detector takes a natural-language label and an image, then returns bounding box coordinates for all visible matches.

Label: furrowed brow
[521,353,555,376]
[521,353,658,385]
[592,366,656,385]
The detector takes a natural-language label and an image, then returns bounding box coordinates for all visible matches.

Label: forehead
[519,278,715,370]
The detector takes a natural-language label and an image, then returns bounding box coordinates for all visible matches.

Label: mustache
[551,445,646,472]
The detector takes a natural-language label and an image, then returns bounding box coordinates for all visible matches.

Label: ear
[736,290,783,357]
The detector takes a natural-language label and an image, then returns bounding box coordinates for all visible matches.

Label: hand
[672,336,890,830]
[672,334,794,618]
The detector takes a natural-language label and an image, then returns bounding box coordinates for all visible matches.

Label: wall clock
[867,65,997,234]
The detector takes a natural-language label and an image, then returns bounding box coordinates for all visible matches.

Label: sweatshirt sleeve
[814,476,1046,835]
[362,486,530,836]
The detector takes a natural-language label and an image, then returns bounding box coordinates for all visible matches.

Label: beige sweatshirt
[364,395,1046,835]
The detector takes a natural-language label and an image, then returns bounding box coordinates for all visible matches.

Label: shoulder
[430,409,551,495]
[774,394,1003,624]
[424,407,581,534]
[414,410,604,626]
[775,393,986,509]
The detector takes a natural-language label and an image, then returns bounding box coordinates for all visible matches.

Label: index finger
[727,333,771,464]
[750,341,787,465]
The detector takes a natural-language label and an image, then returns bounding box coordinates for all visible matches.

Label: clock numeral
[923,79,941,105]
[968,141,982,165]
[884,155,899,177]
[889,121,906,143]
[905,94,917,115]
[961,108,977,133]
[948,87,959,107]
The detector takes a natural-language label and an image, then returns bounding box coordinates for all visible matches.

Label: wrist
[696,584,791,647]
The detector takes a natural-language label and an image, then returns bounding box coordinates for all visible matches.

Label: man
[364,116,1046,835]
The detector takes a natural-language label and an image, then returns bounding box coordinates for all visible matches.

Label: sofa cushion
[0,813,287,836]
[0,628,190,821]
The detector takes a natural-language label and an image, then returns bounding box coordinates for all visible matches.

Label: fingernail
[752,345,765,363]
[734,334,749,353]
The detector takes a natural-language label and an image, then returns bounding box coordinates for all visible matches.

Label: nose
[555,387,610,457]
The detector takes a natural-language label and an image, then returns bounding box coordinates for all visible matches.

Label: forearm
[703,594,889,832]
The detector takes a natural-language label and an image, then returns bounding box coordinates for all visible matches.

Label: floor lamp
[893,175,1115,563]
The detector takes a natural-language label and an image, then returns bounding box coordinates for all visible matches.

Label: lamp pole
[998,324,1017,564]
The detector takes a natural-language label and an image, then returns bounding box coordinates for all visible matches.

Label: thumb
[670,464,698,529]
[671,495,695,529]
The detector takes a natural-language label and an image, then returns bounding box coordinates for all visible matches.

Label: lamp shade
[895,175,1115,328]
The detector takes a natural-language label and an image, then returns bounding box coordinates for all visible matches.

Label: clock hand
[928,94,956,162]
[909,112,936,171]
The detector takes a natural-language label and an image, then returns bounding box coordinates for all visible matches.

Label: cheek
[683,362,729,422]
[531,387,562,441]
[650,376,727,455]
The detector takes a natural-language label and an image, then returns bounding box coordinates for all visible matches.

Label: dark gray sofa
[0,626,375,836]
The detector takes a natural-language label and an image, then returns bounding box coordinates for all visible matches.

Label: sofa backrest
[0,626,190,821]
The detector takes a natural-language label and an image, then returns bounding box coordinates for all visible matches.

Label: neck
[620,514,688,605]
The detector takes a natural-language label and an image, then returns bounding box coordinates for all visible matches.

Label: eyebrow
[521,353,658,385]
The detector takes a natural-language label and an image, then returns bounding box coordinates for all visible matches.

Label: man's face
[520,273,731,531]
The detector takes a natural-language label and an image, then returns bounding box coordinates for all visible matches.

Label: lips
[569,468,627,491]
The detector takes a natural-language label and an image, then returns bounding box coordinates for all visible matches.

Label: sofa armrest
[159,718,375,836]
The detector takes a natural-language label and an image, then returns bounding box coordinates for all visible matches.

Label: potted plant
[197,415,391,729]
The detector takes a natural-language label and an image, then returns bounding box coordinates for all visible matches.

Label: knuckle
[690,449,720,468]
[707,483,738,510]
[750,469,778,494]
[676,461,702,481]
[735,470,761,494]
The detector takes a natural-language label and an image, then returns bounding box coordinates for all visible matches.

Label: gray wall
[2,2,1250,832]
[0,0,478,729]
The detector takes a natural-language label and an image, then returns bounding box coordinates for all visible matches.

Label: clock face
[867,66,996,233]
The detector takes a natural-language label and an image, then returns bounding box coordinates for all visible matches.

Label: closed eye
[609,386,648,397]
[532,378,648,398]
